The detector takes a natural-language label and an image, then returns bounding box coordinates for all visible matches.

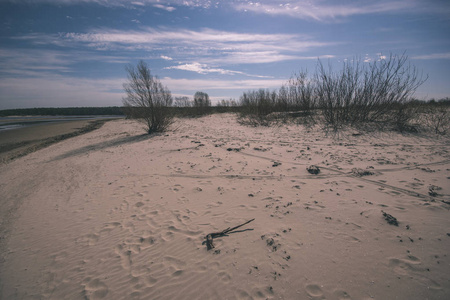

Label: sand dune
[1,114,449,299]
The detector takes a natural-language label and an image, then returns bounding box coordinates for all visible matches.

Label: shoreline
[0,118,118,163]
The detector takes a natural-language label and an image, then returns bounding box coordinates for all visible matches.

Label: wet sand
[0,119,110,163]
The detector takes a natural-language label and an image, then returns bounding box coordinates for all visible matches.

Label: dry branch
[205,218,255,250]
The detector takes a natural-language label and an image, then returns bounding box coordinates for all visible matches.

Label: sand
[0,114,449,299]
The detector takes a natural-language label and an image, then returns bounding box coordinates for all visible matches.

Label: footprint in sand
[217,271,232,283]
[163,256,186,276]
[82,278,109,299]
[305,284,325,299]
[138,236,155,249]
[76,233,100,246]
[144,275,158,287]
[101,222,121,233]
[388,255,422,275]
[339,233,360,243]
[388,255,442,290]
[114,244,132,272]
[252,288,268,299]
[135,201,145,208]
[172,269,184,276]
[235,289,252,300]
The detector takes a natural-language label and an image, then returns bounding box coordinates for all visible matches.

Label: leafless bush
[286,71,317,112]
[422,106,449,134]
[390,102,423,132]
[174,96,192,107]
[236,53,427,132]
[315,53,427,131]
[238,89,278,126]
[122,60,173,134]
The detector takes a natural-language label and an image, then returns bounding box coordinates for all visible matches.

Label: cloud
[153,4,176,12]
[166,62,241,75]
[160,55,173,61]
[412,52,450,60]
[162,77,285,91]
[0,48,72,75]
[0,75,124,109]
[0,72,286,109]
[165,62,273,78]
[16,27,334,65]
[0,48,128,77]
[233,0,421,22]
[0,0,213,9]
[58,27,314,49]
[3,0,449,18]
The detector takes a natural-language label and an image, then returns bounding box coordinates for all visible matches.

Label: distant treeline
[0,107,125,117]
[0,105,243,118]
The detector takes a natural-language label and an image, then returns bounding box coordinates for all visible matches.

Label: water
[0,115,122,132]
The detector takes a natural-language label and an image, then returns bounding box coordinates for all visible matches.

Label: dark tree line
[0,107,125,117]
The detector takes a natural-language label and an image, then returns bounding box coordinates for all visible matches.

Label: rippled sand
[1,114,449,299]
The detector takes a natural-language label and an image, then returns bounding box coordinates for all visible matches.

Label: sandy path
[0,115,449,299]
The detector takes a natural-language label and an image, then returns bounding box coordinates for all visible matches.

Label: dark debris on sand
[306,165,320,175]
[382,210,399,226]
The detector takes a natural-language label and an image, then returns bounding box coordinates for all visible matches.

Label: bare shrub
[236,53,426,132]
[174,96,192,107]
[123,60,173,134]
[287,71,317,112]
[315,54,427,131]
[238,89,277,126]
[391,102,422,132]
[422,106,449,134]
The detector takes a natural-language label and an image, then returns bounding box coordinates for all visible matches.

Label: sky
[0,0,449,109]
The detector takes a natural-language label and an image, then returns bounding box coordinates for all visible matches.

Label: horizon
[1,0,450,110]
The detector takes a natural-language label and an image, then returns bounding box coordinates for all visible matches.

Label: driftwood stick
[206,234,215,250]
[205,218,255,250]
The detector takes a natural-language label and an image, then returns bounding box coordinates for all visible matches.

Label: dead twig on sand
[205,219,255,250]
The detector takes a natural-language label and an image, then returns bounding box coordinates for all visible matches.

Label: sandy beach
[0,114,449,299]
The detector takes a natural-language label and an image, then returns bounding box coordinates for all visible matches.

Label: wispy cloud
[16,27,334,65]
[153,4,176,12]
[165,62,273,78]
[0,48,128,77]
[4,0,449,18]
[162,77,285,91]
[1,0,214,9]
[59,27,316,50]
[412,52,450,60]
[206,52,335,64]
[165,62,244,75]
[234,0,421,22]
[0,73,285,109]
[0,75,124,109]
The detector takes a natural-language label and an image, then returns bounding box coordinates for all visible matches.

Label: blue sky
[0,0,449,109]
